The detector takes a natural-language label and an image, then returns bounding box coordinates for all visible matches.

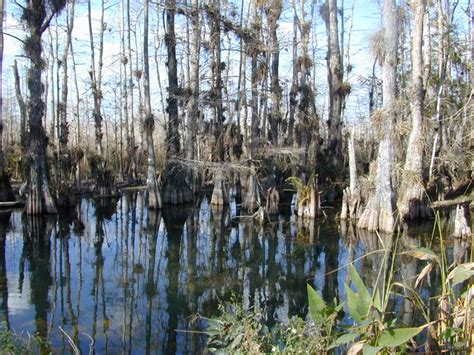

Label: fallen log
[0,200,24,209]
[429,195,474,209]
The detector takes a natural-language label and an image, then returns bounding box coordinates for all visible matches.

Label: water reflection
[0,193,465,353]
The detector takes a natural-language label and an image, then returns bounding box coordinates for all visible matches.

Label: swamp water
[0,192,468,353]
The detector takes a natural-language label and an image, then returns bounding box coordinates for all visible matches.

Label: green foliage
[0,324,48,354]
[286,175,316,206]
[206,299,271,354]
[206,215,473,353]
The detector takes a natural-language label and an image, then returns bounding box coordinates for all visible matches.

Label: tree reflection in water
[0,192,463,353]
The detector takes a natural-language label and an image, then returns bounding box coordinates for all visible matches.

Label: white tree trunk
[357,0,397,233]
[397,0,431,221]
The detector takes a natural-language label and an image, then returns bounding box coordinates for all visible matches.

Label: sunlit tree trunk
[429,0,449,179]
[397,0,431,221]
[143,0,161,209]
[58,0,75,179]
[267,0,282,146]
[186,0,200,162]
[357,0,397,232]
[23,0,66,214]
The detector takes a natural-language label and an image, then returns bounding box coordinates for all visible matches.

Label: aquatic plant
[206,215,473,353]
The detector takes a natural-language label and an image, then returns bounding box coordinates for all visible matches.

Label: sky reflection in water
[0,192,465,353]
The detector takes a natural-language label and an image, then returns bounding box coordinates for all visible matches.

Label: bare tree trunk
[23,0,66,215]
[324,0,344,175]
[58,0,75,180]
[70,41,82,185]
[249,2,260,160]
[143,0,161,209]
[48,30,56,147]
[429,0,449,179]
[127,0,137,181]
[13,60,27,151]
[297,0,315,175]
[186,0,200,162]
[287,13,298,146]
[121,0,129,179]
[397,0,431,221]
[267,0,282,146]
[357,0,397,233]
[88,0,103,157]
[209,0,224,162]
[165,0,180,157]
[0,0,13,202]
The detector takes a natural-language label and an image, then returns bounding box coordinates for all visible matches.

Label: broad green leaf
[378,326,424,348]
[405,247,438,261]
[447,263,474,286]
[363,344,382,355]
[348,264,371,307]
[345,283,364,323]
[328,333,358,349]
[307,284,326,322]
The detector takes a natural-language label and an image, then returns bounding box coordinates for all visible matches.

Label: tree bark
[341,130,360,220]
[0,0,13,202]
[58,0,75,178]
[165,0,181,157]
[88,0,103,157]
[23,0,66,214]
[267,1,282,147]
[208,0,225,162]
[287,13,298,146]
[357,0,397,233]
[13,60,27,151]
[325,0,344,175]
[397,0,431,221]
[143,0,161,209]
[126,0,137,181]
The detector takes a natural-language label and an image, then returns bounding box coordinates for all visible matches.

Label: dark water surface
[0,192,468,353]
